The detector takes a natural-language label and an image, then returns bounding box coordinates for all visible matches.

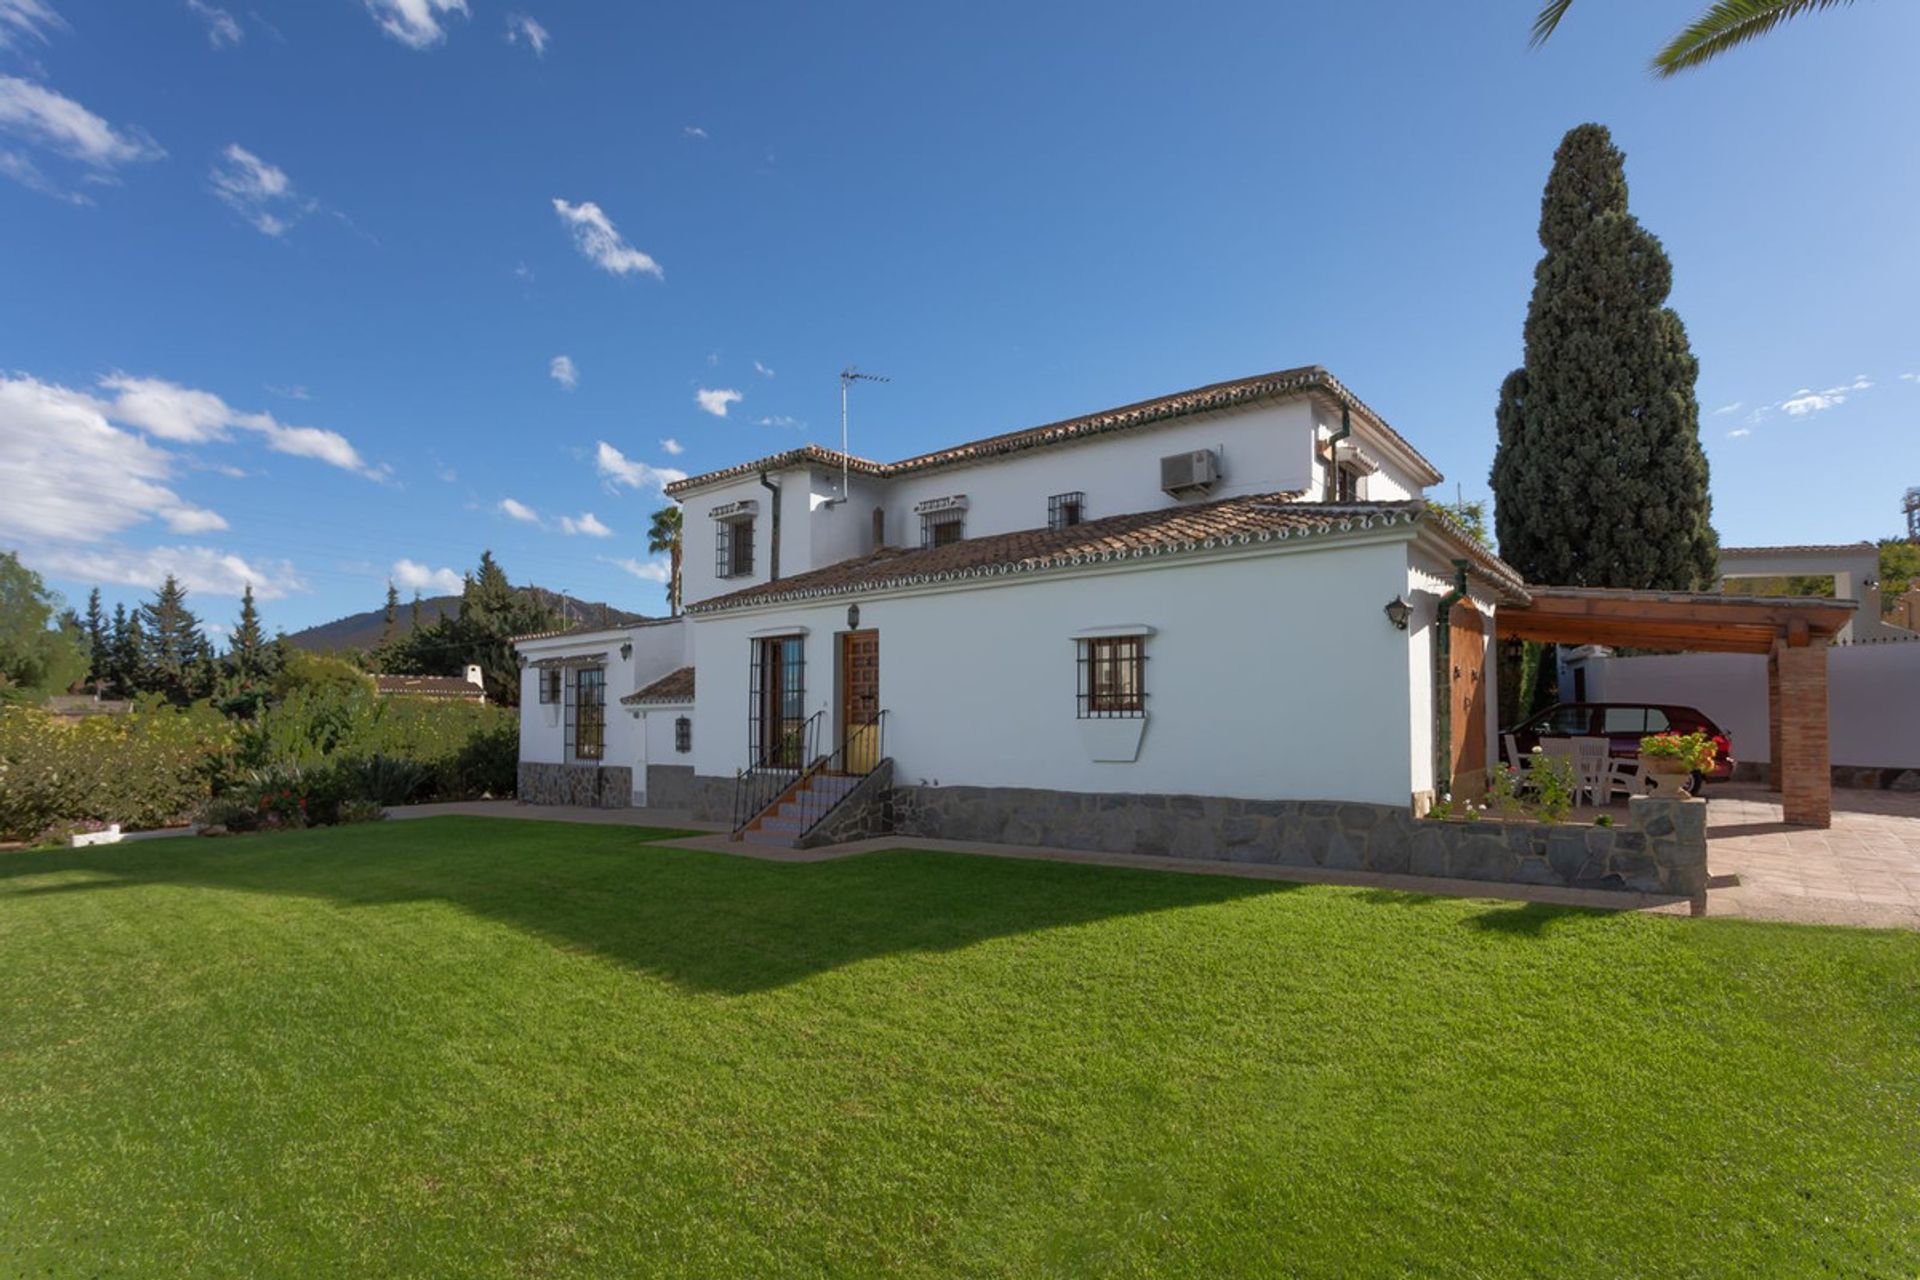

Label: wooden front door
[839,630,880,773]
[1450,600,1489,799]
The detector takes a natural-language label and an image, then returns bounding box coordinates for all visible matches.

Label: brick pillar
[1766,649,1782,791]
[1774,637,1830,828]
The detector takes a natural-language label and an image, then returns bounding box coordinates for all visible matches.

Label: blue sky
[2,0,1916,635]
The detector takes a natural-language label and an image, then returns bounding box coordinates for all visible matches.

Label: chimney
[871,506,886,551]
[464,663,484,688]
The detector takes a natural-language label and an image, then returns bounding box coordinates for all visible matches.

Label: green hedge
[0,699,234,842]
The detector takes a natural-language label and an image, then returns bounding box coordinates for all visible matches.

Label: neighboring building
[371,664,488,703]
[514,365,1519,844]
[1893,585,1920,633]
[1715,544,1910,643]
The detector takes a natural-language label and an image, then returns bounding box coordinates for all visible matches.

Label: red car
[1503,702,1734,787]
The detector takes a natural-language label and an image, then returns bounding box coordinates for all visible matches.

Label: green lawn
[1,819,1916,1278]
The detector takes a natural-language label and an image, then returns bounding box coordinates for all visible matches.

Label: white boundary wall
[1579,640,1920,769]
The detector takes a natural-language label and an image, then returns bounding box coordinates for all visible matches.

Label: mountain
[284,590,652,654]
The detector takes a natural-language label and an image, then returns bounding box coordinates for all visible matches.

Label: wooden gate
[1450,600,1489,799]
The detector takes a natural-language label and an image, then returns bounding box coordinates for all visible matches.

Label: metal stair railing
[732,709,822,835]
[782,710,888,837]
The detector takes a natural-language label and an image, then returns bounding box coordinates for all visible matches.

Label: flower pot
[1639,752,1693,798]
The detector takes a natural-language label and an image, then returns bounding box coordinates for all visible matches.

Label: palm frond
[1530,0,1578,47]
[1653,0,1856,75]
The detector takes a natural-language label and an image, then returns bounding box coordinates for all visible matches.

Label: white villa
[514,365,1523,853]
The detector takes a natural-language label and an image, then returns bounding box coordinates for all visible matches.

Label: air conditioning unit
[1160,449,1218,496]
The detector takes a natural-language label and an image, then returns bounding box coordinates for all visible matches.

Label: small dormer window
[914,495,968,548]
[711,500,758,578]
[1335,464,1362,503]
[1048,492,1085,530]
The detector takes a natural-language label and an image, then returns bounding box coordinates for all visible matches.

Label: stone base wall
[644,765,734,822]
[797,761,895,849]
[1730,761,1920,792]
[890,784,1707,898]
[517,762,632,809]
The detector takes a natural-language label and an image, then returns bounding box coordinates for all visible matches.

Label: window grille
[716,518,755,578]
[674,715,692,754]
[1077,635,1146,719]
[1048,491,1086,530]
[572,667,605,761]
[920,508,964,548]
[1335,465,1361,503]
[748,635,806,767]
[538,667,560,704]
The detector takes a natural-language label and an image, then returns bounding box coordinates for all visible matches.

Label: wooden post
[1773,636,1831,828]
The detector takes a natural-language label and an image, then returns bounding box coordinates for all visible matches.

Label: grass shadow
[1461,901,1601,936]
[0,818,1292,995]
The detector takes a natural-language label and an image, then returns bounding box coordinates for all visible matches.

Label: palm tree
[646,505,683,617]
[1532,0,1865,76]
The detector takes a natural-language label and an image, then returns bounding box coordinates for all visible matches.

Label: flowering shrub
[1640,731,1717,773]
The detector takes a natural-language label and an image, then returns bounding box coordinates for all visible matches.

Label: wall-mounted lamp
[619,641,633,661]
[847,604,861,631]
[1383,596,1412,630]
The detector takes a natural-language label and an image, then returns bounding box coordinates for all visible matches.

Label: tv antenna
[831,366,889,505]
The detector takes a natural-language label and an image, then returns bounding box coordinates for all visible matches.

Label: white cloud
[0,0,62,48]
[1711,402,1741,416]
[364,0,467,49]
[551,198,661,277]
[498,497,540,524]
[756,414,802,429]
[683,125,708,140]
[560,512,612,538]
[392,558,463,595]
[594,441,685,493]
[265,383,310,401]
[185,0,242,47]
[0,375,227,544]
[753,360,775,378]
[1901,373,1919,383]
[604,555,670,584]
[659,437,684,456]
[1781,388,1844,416]
[0,75,163,199]
[99,373,383,478]
[696,387,742,418]
[33,544,304,600]
[210,143,311,236]
[548,354,578,390]
[504,12,547,55]
[1726,427,1752,439]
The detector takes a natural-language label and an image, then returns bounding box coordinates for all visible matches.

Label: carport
[1496,586,1856,828]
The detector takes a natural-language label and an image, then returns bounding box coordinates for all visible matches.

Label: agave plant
[1532,0,1865,76]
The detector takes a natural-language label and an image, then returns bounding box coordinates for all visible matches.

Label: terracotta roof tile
[620,666,695,705]
[688,494,1520,614]
[371,674,486,699]
[663,366,1441,497]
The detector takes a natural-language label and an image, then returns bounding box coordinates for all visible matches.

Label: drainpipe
[1323,403,1352,502]
[1433,558,1470,802]
[758,470,781,582]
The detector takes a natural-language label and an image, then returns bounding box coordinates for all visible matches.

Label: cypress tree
[83,588,107,690]
[381,580,400,645]
[1491,123,1717,590]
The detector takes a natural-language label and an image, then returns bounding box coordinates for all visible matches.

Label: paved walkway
[389,786,1920,930]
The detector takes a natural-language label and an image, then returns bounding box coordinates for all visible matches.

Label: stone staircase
[738,772,863,848]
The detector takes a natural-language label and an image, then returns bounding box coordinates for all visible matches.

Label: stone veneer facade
[890,785,1707,898]
[517,762,632,809]
[644,765,735,822]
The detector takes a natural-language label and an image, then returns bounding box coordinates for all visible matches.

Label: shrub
[0,700,233,842]
[335,754,430,806]
[336,798,387,825]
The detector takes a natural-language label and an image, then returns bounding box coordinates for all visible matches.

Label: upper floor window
[1048,492,1086,530]
[1335,464,1363,503]
[914,495,968,549]
[711,500,758,578]
[1077,635,1146,719]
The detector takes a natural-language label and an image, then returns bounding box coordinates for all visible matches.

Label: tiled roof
[1719,543,1876,557]
[663,366,1441,497]
[688,494,1521,614]
[510,615,667,644]
[620,666,695,705]
[371,674,486,699]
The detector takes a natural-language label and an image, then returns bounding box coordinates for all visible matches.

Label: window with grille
[1335,464,1362,502]
[567,667,605,761]
[920,508,964,548]
[538,667,560,704]
[748,635,806,766]
[674,715,692,754]
[716,517,755,578]
[1077,635,1145,719]
[1048,492,1085,530]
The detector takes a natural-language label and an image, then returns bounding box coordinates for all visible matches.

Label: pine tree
[381,581,400,645]
[410,591,422,629]
[82,588,107,690]
[1491,123,1717,591]
[138,574,211,704]
[107,604,142,698]
[217,583,278,718]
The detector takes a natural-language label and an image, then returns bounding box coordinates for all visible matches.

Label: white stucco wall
[687,535,1425,807]
[1405,552,1502,803]
[1575,640,1920,769]
[515,619,689,781]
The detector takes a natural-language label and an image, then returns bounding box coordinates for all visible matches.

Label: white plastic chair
[1571,736,1611,808]
[1502,733,1525,769]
